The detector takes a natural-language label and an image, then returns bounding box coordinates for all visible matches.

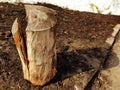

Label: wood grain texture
[11,5,57,86]
[11,18,29,79]
[26,28,56,85]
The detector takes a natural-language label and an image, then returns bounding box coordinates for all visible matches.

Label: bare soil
[0,3,120,90]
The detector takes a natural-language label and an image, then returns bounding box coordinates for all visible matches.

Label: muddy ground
[0,3,120,90]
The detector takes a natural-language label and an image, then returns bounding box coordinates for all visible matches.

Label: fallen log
[11,5,57,86]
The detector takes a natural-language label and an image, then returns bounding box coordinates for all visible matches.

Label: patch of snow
[0,0,120,15]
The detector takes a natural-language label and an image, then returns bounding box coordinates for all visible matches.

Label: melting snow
[0,0,120,15]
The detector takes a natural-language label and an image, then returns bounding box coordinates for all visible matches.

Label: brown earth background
[0,3,120,90]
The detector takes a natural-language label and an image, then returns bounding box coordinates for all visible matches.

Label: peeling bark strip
[12,5,57,86]
[11,18,29,79]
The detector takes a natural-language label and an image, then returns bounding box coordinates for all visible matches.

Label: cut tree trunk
[11,5,57,86]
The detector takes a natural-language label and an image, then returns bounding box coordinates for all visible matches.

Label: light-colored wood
[11,18,29,79]
[12,5,57,86]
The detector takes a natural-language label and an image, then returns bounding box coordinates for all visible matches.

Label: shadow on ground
[50,48,119,84]
[0,44,119,90]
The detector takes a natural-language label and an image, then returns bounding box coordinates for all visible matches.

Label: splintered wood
[11,5,57,86]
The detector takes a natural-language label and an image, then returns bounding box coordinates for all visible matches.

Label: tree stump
[11,5,57,86]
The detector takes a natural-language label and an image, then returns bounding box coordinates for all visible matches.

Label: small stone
[64,31,67,34]
[0,5,3,8]
[98,76,104,81]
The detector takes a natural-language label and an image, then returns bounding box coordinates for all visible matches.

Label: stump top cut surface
[25,5,57,31]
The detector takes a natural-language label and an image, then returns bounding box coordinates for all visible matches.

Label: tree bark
[11,5,57,86]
